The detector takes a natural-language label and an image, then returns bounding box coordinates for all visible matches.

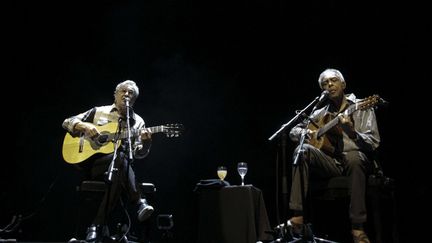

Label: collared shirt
[62,104,151,159]
[289,93,380,154]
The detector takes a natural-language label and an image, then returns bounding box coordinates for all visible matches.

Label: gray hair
[318,68,345,89]
[115,80,140,98]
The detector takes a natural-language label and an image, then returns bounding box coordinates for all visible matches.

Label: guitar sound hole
[96,135,109,145]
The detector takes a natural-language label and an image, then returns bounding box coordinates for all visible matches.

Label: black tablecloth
[196,185,273,243]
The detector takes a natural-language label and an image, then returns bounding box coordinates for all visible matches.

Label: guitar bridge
[79,134,84,153]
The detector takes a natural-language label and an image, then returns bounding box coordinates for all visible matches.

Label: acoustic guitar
[62,122,183,164]
[307,94,382,155]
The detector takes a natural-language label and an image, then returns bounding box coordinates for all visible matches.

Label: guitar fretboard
[120,126,165,139]
[147,126,165,134]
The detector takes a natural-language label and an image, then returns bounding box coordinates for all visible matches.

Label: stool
[75,180,107,240]
[75,181,157,241]
[139,183,156,194]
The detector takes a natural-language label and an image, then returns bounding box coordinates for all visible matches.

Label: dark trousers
[289,144,371,224]
[86,152,141,225]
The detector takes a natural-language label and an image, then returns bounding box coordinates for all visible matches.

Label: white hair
[318,69,345,89]
[115,80,140,98]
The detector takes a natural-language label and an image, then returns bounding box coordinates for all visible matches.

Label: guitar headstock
[358,94,387,110]
[161,123,184,138]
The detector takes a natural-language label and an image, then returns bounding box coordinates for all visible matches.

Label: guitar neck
[119,126,165,139]
[147,126,166,134]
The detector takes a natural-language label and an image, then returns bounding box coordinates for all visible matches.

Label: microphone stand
[292,90,328,166]
[268,95,320,141]
[102,99,134,241]
[125,99,133,161]
[289,103,317,243]
[107,98,133,183]
[101,122,122,241]
[268,95,321,223]
[124,99,135,191]
[288,100,338,243]
[122,99,134,243]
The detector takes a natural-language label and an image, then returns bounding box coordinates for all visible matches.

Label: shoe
[287,219,303,237]
[85,225,97,242]
[137,199,154,222]
[352,230,370,243]
[110,234,128,243]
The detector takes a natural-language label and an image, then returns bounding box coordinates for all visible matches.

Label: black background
[5,0,430,242]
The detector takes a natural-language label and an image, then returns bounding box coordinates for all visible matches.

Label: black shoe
[287,220,304,237]
[137,199,154,222]
[273,223,294,241]
[85,225,97,242]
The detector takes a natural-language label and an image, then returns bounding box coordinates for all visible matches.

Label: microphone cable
[0,174,59,235]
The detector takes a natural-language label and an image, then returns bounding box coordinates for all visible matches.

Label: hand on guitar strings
[338,114,357,139]
[140,128,152,141]
[302,128,317,143]
[76,122,100,139]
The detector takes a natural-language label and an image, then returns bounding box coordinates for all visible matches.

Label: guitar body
[307,114,342,156]
[62,123,118,164]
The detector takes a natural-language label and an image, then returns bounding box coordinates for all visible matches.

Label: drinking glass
[217,166,227,181]
[237,162,248,186]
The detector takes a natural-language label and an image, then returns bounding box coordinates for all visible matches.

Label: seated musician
[286,68,380,243]
[62,80,154,242]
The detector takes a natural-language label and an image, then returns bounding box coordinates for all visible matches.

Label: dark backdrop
[5,0,430,242]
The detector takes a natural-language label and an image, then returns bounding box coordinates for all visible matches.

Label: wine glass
[237,162,248,186]
[217,166,227,181]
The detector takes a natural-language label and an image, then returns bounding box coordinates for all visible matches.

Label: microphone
[124,97,130,107]
[312,90,329,110]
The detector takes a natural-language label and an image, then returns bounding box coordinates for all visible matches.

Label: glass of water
[237,162,248,186]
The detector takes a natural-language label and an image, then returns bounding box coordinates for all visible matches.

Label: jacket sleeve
[62,108,96,137]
